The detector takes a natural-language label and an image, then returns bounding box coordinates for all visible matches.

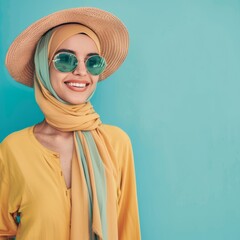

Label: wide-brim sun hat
[5,7,129,87]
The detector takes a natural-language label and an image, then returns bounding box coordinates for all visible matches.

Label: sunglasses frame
[52,51,107,76]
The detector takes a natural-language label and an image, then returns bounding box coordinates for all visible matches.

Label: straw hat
[5,7,129,87]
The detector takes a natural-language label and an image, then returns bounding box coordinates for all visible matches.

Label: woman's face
[49,34,100,104]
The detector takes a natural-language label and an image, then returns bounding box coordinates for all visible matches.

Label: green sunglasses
[52,52,107,76]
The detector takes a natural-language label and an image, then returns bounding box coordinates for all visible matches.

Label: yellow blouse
[0,125,141,240]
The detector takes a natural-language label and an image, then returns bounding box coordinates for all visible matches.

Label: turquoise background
[1,0,240,239]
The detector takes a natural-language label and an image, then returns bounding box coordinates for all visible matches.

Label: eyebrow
[54,49,99,57]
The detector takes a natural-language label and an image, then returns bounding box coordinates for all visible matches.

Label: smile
[64,80,91,93]
[65,82,89,88]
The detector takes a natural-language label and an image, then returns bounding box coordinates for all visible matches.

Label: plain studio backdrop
[1,0,240,239]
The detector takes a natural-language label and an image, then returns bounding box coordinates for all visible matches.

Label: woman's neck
[34,119,73,139]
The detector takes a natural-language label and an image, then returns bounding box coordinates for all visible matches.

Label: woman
[0,7,141,240]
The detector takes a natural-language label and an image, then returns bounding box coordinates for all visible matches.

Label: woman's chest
[34,133,74,189]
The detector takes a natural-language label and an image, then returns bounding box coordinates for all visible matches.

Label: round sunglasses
[52,52,107,76]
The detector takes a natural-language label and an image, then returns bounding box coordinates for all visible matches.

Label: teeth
[66,82,87,88]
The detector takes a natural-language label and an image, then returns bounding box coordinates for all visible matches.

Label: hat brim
[5,7,129,87]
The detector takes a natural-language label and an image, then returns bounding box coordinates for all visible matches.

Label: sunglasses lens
[86,55,106,76]
[53,53,78,72]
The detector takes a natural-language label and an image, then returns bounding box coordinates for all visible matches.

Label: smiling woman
[0,7,141,240]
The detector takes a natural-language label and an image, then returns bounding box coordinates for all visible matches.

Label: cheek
[92,75,100,85]
[49,65,55,84]
[49,65,62,87]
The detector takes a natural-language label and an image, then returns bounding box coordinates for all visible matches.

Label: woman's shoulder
[0,126,34,169]
[101,124,132,147]
[1,126,33,147]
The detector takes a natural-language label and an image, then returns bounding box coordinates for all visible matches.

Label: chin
[61,96,87,105]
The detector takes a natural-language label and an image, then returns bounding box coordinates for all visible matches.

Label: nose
[72,59,87,76]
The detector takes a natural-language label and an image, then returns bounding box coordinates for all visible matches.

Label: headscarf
[34,24,112,240]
